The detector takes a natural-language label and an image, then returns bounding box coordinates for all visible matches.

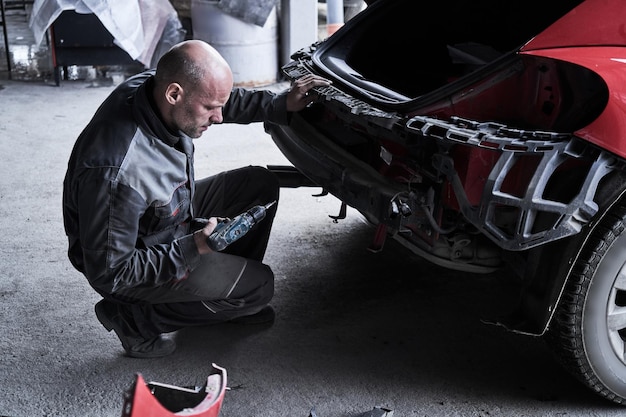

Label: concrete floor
[2,4,626,417]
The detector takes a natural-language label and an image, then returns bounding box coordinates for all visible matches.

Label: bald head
[152,40,234,138]
[154,40,233,91]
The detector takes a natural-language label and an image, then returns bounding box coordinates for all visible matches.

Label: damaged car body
[265,0,626,404]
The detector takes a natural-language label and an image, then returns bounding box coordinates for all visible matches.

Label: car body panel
[522,47,626,158]
[521,0,626,52]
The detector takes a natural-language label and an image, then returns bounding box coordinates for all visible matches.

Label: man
[62,40,330,358]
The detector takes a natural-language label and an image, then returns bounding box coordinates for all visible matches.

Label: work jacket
[62,70,289,296]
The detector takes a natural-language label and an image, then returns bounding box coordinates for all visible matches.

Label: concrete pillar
[280,0,318,68]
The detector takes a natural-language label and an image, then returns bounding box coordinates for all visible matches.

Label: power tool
[206,201,276,251]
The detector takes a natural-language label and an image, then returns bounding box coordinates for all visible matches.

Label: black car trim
[406,116,619,250]
[265,115,408,228]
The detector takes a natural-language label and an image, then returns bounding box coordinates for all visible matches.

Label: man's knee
[237,260,275,305]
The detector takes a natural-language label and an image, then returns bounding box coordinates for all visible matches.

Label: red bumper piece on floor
[121,363,227,417]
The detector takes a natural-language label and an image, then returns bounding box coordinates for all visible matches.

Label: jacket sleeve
[75,167,200,295]
[222,88,290,125]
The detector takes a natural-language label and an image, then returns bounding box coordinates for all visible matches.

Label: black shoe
[230,305,275,325]
[95,300,176,358]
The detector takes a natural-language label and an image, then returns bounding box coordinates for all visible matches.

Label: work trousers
[111,165,279,338]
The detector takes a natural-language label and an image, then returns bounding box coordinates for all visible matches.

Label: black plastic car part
[404,116,619,251]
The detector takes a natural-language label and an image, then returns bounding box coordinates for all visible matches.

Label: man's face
[174,78,231,138]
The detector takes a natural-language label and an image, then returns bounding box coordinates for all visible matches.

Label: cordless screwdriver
[206,201,277,251]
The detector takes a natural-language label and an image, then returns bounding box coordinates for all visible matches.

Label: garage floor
[1,4,626,417]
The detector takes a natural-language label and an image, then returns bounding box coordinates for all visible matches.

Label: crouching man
[62,40,330,358]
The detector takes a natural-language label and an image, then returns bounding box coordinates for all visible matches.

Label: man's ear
[165,83,183,105]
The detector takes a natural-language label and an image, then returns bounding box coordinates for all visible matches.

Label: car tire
[546,199,626,404]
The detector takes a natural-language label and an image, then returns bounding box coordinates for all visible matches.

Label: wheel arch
[496,168,626,335]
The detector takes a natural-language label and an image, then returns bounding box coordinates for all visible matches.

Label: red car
[266,0,626,404]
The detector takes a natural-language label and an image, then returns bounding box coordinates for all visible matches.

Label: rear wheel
[547,200,626,404]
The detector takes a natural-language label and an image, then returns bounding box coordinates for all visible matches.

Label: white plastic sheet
[28,0,182,67]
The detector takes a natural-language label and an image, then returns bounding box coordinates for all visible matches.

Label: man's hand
[193,217,221,255]
[286,74,332,112]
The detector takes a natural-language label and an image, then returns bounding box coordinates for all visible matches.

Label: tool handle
[206,201,276,251]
